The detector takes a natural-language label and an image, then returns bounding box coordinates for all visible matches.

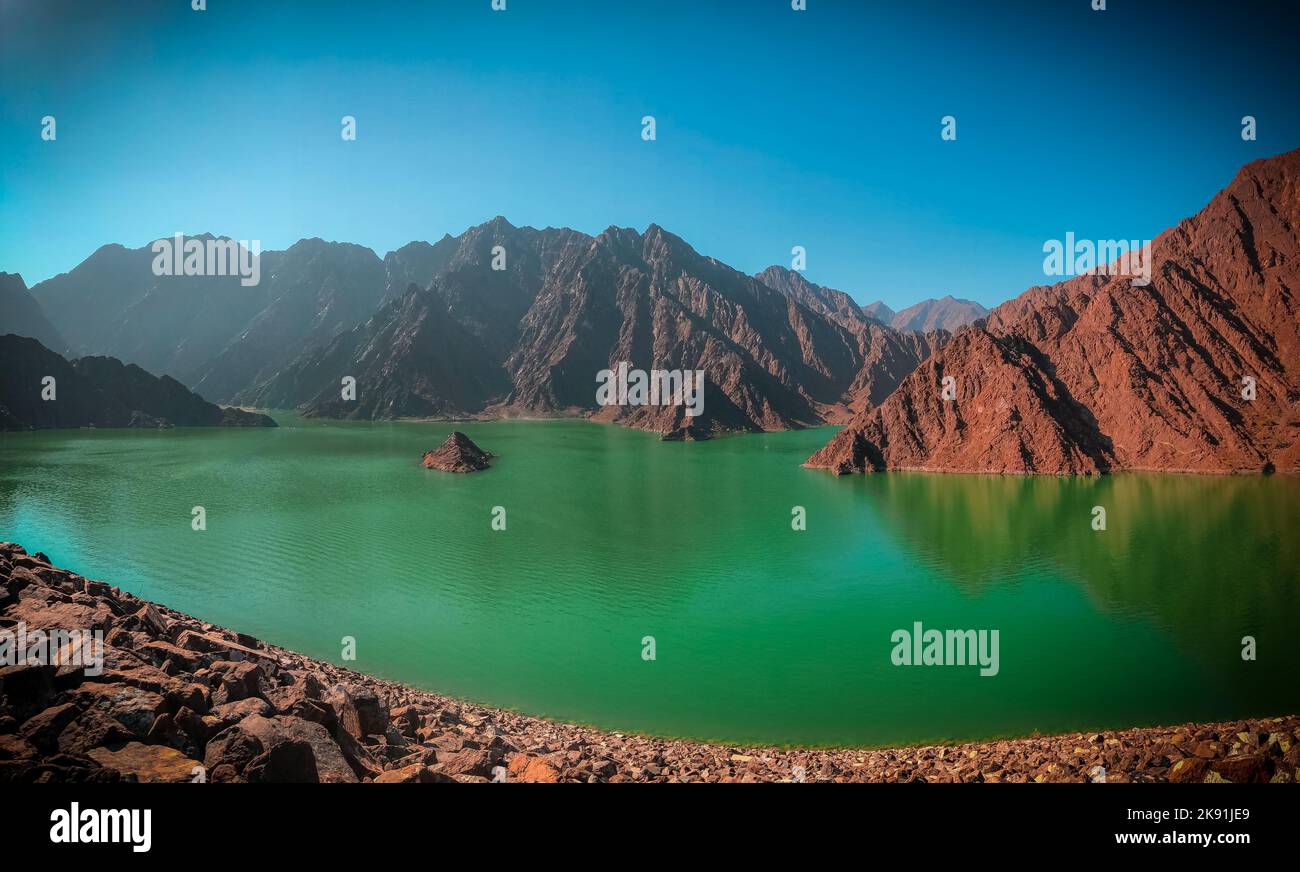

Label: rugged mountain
[240,219,582,418]
[31,239,262,382]
[504,224,867,437]
[187,240,387,402]
[889,295,990,332]
[22,220,954,438]
[756,266,948,410]
[243,283,510,419]
[29,237,388,401]
[807,148,1300,475]
[755,265,868,331]
[250,220,907,438]
[861,300,896,324]
[0,273,66,353]
[0,335,275,430]
[381,236,462,306]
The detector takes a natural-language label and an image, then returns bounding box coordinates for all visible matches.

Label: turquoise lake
[2,415,1297,747]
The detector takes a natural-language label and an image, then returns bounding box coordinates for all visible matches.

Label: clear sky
[1,0,1296,309]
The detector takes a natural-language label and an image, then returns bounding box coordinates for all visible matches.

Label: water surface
[2,416,1296,747]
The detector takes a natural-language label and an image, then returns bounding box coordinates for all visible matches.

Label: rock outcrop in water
[1,543,1296,783]
[808,147,1300,475]
[422,431,493,473]
[0,335,275,431]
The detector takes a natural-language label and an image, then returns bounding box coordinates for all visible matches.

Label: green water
[2,416,1297,747]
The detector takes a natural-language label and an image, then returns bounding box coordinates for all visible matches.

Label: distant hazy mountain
[860,297,989,332]
[0,272,66,354]
[186,239,387,402]
[889,295,990,332]
[29,236,389,401]
[807,147,1300,475]
[0,335,275,430]
[861,300,896,324]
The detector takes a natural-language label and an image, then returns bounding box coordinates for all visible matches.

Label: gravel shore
[2,541,1296,783]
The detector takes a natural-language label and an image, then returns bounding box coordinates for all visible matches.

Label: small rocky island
[421,431,493,473]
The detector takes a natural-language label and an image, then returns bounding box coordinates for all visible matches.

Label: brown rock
[421,432,493,473]
[432,748,496,778]
[18,702,81,754]
[330,684,388,739]
[0,733,39,761]
[86,741,202,783]
[1167,757,1209,783]
[373,763,449,783]
[245,739,319,783]
[1210,753,1273,784]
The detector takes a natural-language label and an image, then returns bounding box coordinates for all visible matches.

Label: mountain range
[861,296,990,332]
[4,148,1297,472]
[6,220,966,440]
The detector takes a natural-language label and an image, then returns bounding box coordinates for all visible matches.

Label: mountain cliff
[807,148,1300,475]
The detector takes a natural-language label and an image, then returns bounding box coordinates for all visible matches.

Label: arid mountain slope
[756,266,948,410]
[808,148,1300,474]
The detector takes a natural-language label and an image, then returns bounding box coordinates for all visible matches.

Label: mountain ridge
[807,147,1300,475]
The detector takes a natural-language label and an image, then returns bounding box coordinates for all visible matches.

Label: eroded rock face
[808,147,1300,475]
[1,541,1296,783]
[421,432,492,473]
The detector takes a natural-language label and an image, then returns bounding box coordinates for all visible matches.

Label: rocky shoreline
[2,541,1296,784]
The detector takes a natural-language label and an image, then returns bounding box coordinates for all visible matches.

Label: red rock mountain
[755,266,948,412]
[807,148,1300,475]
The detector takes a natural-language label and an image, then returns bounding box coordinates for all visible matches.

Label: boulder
[330,684,388,739]
[87,741,202,783]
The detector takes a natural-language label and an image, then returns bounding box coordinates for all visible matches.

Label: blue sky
[1,0,1296,309]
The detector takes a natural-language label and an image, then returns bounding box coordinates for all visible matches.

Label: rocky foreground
[2,542,1296,784]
